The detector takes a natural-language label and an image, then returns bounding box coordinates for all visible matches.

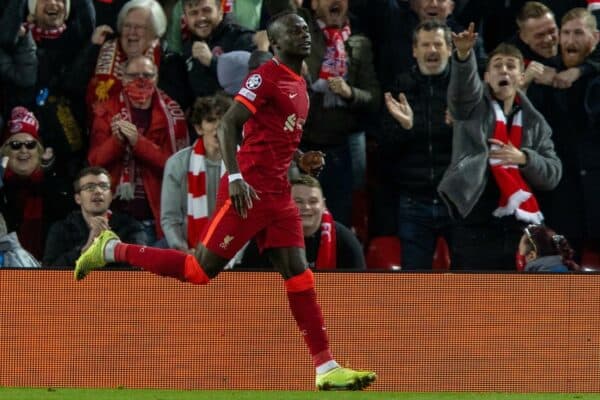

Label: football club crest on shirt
[220,235,235,250]
[245,74,262,90]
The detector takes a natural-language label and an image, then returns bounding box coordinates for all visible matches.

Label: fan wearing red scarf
[438,23,562,270]
[160,94,232,254]
[239,174,366,270]
[0,107,72,260]
[88,55,189,244]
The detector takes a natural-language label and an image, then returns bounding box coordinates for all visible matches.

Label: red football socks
[114,243,210,285]
[285,269,333,367]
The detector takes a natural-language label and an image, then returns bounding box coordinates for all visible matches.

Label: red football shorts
[200,183,304,260]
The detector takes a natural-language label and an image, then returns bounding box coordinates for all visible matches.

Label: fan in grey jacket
[160,94,231,253]
[438,24,562,270]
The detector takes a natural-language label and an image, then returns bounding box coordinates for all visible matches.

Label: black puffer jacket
[43,210,149,267]
[182,14,256,99]
[378,65,453,201]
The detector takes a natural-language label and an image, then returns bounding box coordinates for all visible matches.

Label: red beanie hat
[5,106,40,143]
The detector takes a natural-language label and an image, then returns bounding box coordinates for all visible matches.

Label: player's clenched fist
[192,41,213,67]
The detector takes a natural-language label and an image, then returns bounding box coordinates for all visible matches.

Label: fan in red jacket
[88,55,188,242]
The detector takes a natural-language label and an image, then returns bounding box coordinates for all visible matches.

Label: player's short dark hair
[190,93,232,125]
[266,10,297,43]
[291,174,322,190]
[412,19,452,47]
[486,43,524,71]
[74,166,111,192]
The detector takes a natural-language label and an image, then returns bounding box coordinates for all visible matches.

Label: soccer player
[74,11,377,391]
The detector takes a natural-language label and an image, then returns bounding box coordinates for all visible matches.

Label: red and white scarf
[23,22,66,41]
[186,139,226,248]
[114,91,188,200]
[88,39,161,105]
[315,209,337,269]
[316,19,350,80]
[489,100,543,224]
[311,19,351,108]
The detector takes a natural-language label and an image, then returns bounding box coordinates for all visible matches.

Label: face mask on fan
[123,77,155,105]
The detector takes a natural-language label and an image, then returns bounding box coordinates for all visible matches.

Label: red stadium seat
[581,247,600,272]
[366,236,401,270]
[432,237,451,271]
[351,189,369,246]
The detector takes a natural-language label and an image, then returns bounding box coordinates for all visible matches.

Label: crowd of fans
[0,0,597,271]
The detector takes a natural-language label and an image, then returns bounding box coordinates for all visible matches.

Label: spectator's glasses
[124,72,156,79]
[79,182,111,193]
[524,224,538,253]
[8,140,37,150]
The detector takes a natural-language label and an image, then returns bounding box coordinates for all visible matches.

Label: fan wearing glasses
[88,55,189,246]
[43,166,149,267]
[0,107,72,260]
[517,224,579,272]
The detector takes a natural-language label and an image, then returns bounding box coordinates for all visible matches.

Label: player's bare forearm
[217,101,252,175]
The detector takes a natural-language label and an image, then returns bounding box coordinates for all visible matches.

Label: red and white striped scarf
[114,91,187,200]
[88,39,161,104]
[315,209,337,269]
[489,100,543,224]
[311,20,351,108]
[316,19,350,80]
[23,22,66,42]
[187,139,226,248]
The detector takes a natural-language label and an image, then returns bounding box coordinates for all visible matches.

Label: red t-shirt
[234,58,309,194]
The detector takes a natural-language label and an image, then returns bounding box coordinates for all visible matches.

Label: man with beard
[512,1,600,89]
[438,24,562,270]
[88,55,188,245]
[43,166,148,267]
[379,20,454,269]
[532,7,600,261]
[182,0,270,99]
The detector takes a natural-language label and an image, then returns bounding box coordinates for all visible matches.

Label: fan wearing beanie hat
[0,106,73,261]
[2,107,44,177]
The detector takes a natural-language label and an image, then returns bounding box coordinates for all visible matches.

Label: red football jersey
[234,58,309,193]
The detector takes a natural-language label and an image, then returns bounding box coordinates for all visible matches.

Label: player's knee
[194,245,230,279]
